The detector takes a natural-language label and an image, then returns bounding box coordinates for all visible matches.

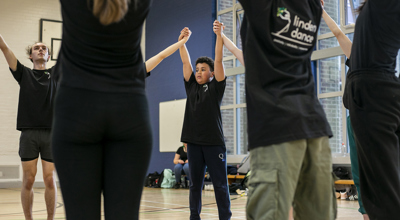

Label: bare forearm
[145,39,186,73]
[179,45,192,81]
[222,34,244,66]
[322,10,352,58]
[1,47,17,71]
[214,34,225,81]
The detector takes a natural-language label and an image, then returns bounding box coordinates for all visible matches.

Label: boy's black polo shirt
[181,73,226,146]
[239,0,332,150]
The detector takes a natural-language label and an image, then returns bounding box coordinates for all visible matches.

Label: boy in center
[179,23,231,220]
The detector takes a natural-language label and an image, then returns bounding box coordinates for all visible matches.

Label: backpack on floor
[154,170,164,188]
[237,155,251,174]
[161,169,176,188]
[145,171,162,187]
[333,167,350,179]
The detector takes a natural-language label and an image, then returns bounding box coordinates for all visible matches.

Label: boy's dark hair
[26,42,51,63]
[356,0,367,14]
[195,56,214,72]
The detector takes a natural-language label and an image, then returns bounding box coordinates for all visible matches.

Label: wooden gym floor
[0,187,363,219]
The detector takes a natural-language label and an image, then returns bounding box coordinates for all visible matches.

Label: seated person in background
[173,143,190,189]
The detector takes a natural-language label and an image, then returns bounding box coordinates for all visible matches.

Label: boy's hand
[213,20,224,36]
[179,27,191,42]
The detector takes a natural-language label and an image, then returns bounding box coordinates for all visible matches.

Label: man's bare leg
[21,159,38,220]
[42,160,57,220]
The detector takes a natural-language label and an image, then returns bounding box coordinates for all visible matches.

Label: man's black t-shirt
[176,146,188,161]
[350,0,400,72]
[238,0,332,149]
[10,61,57,130]
[181,74,226,146]
[58,0,150,93]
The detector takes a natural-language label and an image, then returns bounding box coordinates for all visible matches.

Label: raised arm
[213,21,225,82]
[179,27,193,82]
[145,30,191,73]
[0,34,18,71]
[214,21,244,66]
[321,0,352,58]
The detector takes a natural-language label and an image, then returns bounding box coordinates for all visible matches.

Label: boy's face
[30,43,50,62]
[195,63,214,85]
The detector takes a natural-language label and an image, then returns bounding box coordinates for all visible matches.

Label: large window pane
[320,97,343,153]
[319,56,342,94]
[346,0,364,25]
[236,74,245,104]
[222,76,234,106]
[235,11,244,67]
[218,0,233,11]
[319,0,339,35]
[224,60,234,69]
[237,107,248,154]
[318,37,339,50]
[222,109,234,155]
[219,12,233,58]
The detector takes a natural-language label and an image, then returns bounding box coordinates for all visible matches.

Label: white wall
[0,0,62,188]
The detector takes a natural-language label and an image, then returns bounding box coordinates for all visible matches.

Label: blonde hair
[92,0,132,25]
[26,42,51,63]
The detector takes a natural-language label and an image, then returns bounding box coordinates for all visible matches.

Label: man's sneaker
[174,182,181,189]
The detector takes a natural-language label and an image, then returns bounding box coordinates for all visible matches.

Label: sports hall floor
[0,187,362,219]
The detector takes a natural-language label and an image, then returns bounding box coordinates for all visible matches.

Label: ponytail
[355,0,367,14]
[92,0,132,25]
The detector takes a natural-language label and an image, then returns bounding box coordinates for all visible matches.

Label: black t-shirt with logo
[10,61,57,130]
[238,0,332,149]
[176,146,188,161]
[181,74,226,146]
[350,0,400,72]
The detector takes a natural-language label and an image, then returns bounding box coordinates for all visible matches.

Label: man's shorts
[19,129,53,162]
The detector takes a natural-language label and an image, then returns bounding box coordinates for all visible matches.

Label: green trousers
[246,137,337,220]
[347,116,366,214]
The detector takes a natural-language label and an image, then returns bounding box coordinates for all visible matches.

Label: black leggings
[52,86,152,220]
[343,70,400,220]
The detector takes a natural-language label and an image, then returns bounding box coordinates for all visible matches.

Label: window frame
[218,0,246,163]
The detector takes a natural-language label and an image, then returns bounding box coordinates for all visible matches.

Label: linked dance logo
[272,7,317,51]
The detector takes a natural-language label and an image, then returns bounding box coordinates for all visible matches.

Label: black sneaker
[174,182,181,189]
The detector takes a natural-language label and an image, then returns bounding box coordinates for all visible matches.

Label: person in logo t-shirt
[238,0,336,219]
[0,35,58,220]
[179,23,232,220]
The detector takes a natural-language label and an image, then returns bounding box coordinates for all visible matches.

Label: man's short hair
[195,56,214,72]
[26,42,51,63]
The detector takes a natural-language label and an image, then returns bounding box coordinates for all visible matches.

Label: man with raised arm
[0,34,57,220]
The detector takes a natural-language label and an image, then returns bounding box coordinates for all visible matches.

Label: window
[217,0,246,161]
